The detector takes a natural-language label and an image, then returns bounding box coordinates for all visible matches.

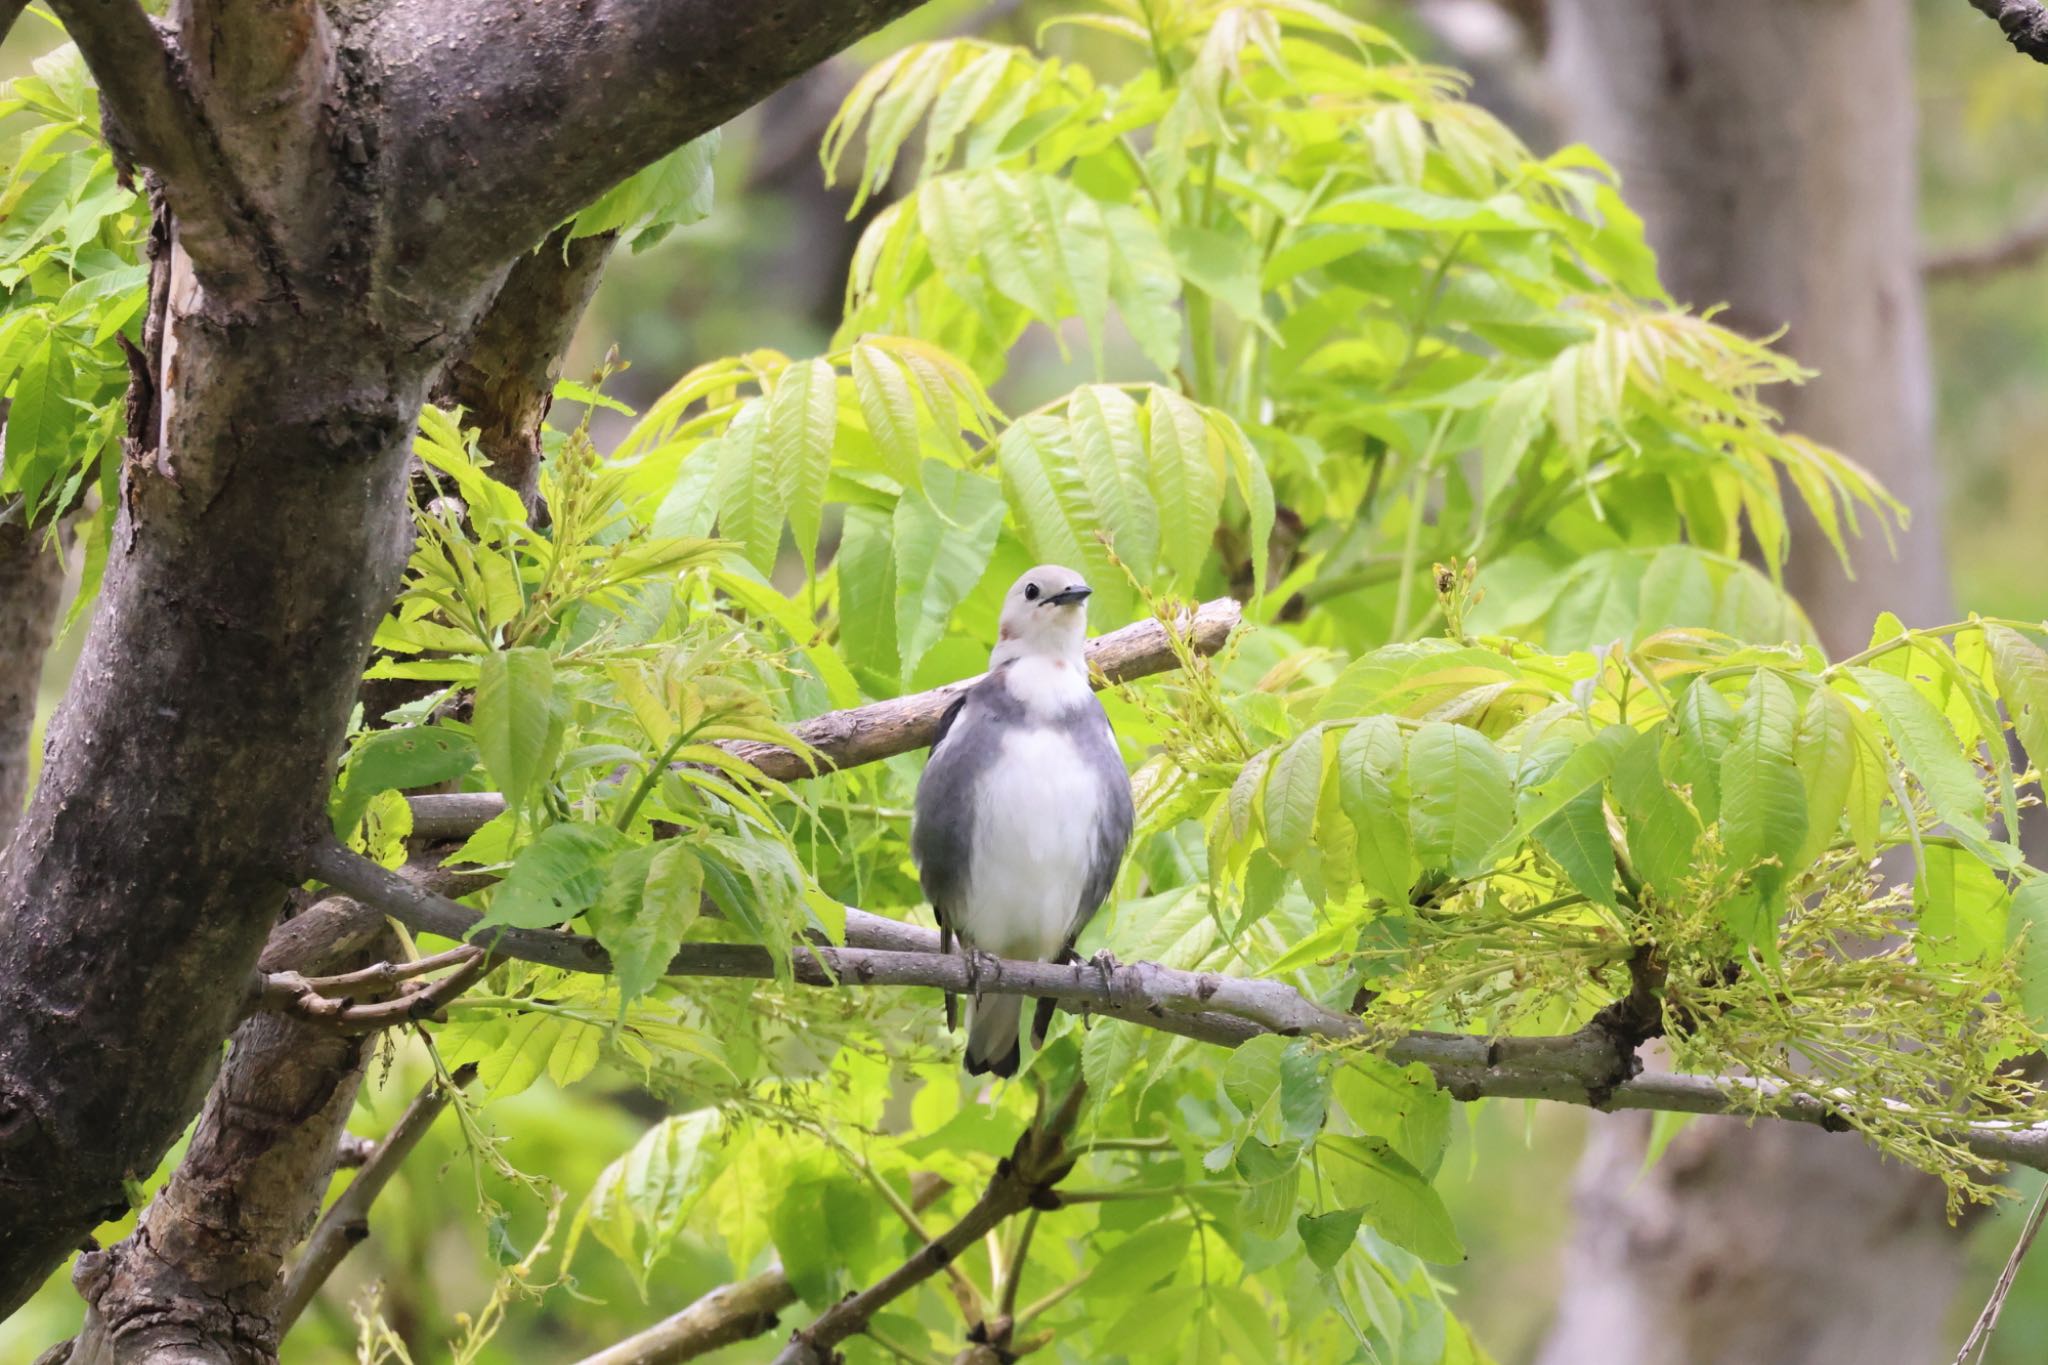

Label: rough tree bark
[1536,3,1962,1362]
[55,899,389,1365]
[0,0,927,1318]
[0,520,64,848]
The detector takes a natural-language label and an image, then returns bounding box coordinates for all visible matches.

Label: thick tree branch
[368,0,931,304]
[429,224,618,510]
[300,839,2048,1178]
[404,597,1244,840]
[277,1063,477,1332]
[46,0,272,287]
[772,1086,1085,1365]
[1966,0,2048,62]
[1925,208,2048,282]
[0,522,64,849]
[54,897,389,1364]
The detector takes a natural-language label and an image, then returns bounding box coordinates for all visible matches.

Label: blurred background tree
[3,1,2047,1361]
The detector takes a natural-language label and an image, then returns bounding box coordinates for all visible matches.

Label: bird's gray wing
[1032,701,1135,1047]
[913,688,985,1030]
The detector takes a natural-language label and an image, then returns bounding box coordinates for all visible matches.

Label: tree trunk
[1536,3,1961,1362]
[0,0,926,1316]
[0,521,65,848]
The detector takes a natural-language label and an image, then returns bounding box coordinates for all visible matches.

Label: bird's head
[993,564,1092,664]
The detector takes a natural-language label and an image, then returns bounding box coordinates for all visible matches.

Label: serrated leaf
[1335,716,1414,905]
[850,342,924,487]
[1850,666,1986,831]
[1262,724,1324,865]
[1792,687,1856,869]
[483,822,632,930]
[1535,786,1618,909]
[2009,877,2048,1034]
[474,648,563,822]
[1147,388,1227,585]
[712,400,778,574]
[1987,625,2048,785]
[1067,385,1159,578]
[768,357,837,575]
[1319,1134,1464,1264]
[893,461,1004,679]
[588,842,704,1005]
[1719,670,1809,935]
[1333,1055,1451,1179]
[1407,722,1514,879]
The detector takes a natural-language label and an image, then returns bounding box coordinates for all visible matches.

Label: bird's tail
[965,995,1022,1078]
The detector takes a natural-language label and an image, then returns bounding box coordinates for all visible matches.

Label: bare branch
[1925,208,2048,282]
[1965,0,2048,62]
[1952,1183,2048,1364]
[257,944,489,1032]
[772,1086,1086,1365]
[405,597,1245,840]
[277,1063,478,1331]
[302,839,2048,1177]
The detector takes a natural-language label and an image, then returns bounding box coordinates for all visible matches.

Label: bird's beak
[1043,585,1092,607]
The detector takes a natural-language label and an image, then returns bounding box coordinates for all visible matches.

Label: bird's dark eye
[1023,582,1040,601]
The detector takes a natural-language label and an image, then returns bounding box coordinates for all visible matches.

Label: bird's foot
[964,946,1001,1001]
[1088,948,1122,988]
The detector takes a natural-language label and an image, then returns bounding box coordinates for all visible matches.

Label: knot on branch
[1997,1,2048,61]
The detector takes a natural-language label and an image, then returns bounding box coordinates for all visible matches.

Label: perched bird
[912,565,1136,1077]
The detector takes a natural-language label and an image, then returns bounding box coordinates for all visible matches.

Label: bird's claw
[1088,948,1121,987]
[964,946,1000,1001]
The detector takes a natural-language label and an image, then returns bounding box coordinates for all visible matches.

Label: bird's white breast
[999,654,1093,720]
[961,722,1106,963]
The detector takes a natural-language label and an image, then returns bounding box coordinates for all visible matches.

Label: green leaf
[1915,843,2007,968]
[1611,726,1698,903]
[1479,371,1546,512]
[1105,204,1183,375]
[995,414,1119,617]
[1335,717,1414,905]
[1086,1221,1193,1300]
[712,400,779,574]
[331,727,478,837]
[1535,787,1618,909]
[768,357,838,575]
[1166,221,1264,324]
[588,843,704,1005]
[570,130,719,245]
[3,329,75,513]
[1719,671,1809,912]
[1850,666,1987,831]
[1067,384,1159,579]
[483,822,632,930]
[893,461,1004,680]
[1262,725,1325,865]
[1406,722,1514,880]
[565,1111,722,1295]
[2008,876,2048,1034]
[474,648,564,821]
[1791,687,1857,870]
[835,504,899,689]
[1333,1055,1451,1179]
[1319,1134,1464,1264]
[850,342,924,487]
[1986,625,2048,785]
[1146,389,1228,586]
[1668,678,1736,828]
[1297,1208,1363,1271]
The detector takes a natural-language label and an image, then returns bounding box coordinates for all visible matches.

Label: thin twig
[277,1064,477,1330]
[1925,207,2048,282]
[770,1086,1088,1365]
[1952,1183,2048,1364]
[574,1173,954,1365]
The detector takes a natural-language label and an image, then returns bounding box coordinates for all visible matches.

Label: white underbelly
[961,726,1105,963]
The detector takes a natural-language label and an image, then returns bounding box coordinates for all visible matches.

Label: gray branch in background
[405,597,1244,841]
[299,839,2048,1177]
[1924,205,2048,281]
